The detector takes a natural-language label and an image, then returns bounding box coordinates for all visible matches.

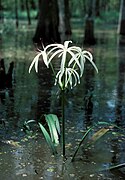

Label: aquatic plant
[25,40,98,157]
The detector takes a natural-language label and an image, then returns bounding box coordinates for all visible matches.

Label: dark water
[0,22,125,179]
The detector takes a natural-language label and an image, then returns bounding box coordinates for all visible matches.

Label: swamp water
[0,23,125,179]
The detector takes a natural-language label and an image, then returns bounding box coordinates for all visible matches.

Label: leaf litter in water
[89,128,110,143]
[1,140,21,147]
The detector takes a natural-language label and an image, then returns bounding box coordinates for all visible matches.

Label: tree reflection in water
[115,44,125,126]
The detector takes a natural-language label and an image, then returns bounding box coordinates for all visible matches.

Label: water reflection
[36,61,53,120]
[34,54,62,123]
[115,44,125,126]
[84,51,95,127]
[111,136,125,178]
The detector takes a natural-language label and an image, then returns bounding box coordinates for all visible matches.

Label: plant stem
[62,89,65,157]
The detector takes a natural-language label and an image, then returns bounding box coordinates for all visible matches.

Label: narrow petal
[82,51,93,61]
[68,70,73,88]
[55,70,64,89]
[68,46,81,53]
[58,71,64,88]
[65,68,68,87]
[29,53,42,73]
[54,71,60,85]
[79,56,85,77]
[47,46,61,56]
[29,57,37,73]
[45,43,63,51]
[68,54,79,66]
[60,51,66,73]
[48,49,63,64]
[73,69,80,84]
[82,51,98,73]
[71,69,79,87]
[64,40,72,49]
[42,51,48,67]
[68,50,81,69]
[65,68,80,89]
[65,68,72,88]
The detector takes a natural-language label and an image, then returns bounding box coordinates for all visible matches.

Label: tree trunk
[26,0,31,25]
[95,0,100,17]
[30,0,36,10]
[0,59,14,89]
[64,0,71,35]
[58,0,65,40]
[115,45,125,125]
[83,0,96,45]
[15,0,19,28]
[118,0,125,35]
[6,62,14,88]
[118,0,125,44]
[84,17,96,45]
[0,0,4,22]
[0,59,6,89]
[33,0,60,45]
[20,0,25,11]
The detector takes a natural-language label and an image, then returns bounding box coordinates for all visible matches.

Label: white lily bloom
[29,49,48,73]
[29,40,98,90]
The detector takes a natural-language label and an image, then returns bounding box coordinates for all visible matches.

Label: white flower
[29,40,98,90]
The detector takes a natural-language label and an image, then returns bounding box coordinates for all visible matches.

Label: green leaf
[44,114,60,146]
[24,119,36,124]
[38,122,57,155]
[72,126,93,161]
[96,121,124,131]
[101,163,125,171]
[23,120,36,132]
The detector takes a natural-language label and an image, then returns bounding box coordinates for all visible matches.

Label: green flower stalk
[29,40,98,156]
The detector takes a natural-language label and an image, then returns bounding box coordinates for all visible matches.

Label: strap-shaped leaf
[72,126,93,161]
[38,122,57,155]
[23,119,36,131]
[45,114,60,146]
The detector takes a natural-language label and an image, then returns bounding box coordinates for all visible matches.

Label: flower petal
[45,43,63,52]
[64,40,72,48]
[29,53,42,73]
[79,55,85,77]
[48,49,63,64]
[68,51,81,70]
[60,51,66,73]
[42,51,48,67]
[82,51,98,73]
[68,46,81,53]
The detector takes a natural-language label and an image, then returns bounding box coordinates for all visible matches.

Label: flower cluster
[29,41,98,90]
